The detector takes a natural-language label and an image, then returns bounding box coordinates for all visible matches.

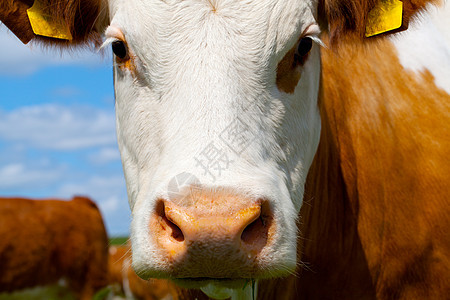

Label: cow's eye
[112,41,128,59]
[296,37,313,57]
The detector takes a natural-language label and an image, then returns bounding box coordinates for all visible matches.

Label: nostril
[240,201,271,250]
[156,200,185,242]
[241,216,265,244]
[164,214,185,242]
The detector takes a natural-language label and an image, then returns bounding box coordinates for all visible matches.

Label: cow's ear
[319,0,430,45]
[0,0,107,46]
[318,0,377,44]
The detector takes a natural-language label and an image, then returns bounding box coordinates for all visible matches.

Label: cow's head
[109,0,322,286]
[1,0,389,298]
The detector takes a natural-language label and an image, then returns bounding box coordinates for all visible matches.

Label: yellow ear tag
[27,0,73,40]
[365,0,403,37]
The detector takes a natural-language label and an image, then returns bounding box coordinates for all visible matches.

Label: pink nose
[149,190,273,277]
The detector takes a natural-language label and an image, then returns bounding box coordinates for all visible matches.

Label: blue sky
[0,25,130,236]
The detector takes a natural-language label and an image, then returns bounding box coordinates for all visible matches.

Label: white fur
[104,0,321,299]
[390,0,450,94]
[122,258,133,299]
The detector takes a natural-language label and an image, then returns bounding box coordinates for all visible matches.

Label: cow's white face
[106,0,321,295]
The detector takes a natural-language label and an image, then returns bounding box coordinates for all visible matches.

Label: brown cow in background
[0,196,109,300]
[108,244,178,300]
[108,244,211,300]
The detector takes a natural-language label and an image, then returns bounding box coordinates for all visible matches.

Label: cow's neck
[297,2,449,298]
[258,2,450,299]
[255,52,377,300]
[295,86,377,299]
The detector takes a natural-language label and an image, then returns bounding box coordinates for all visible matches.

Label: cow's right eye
[112,41,128,60]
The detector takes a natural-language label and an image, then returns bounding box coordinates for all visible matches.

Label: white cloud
[0,24,111,76]
[0,144,130,235]
[0,104,116,150]
[55,174,131,235]
[101,196,121,213]
[89,147,122,164]
[56,175,128,215]
[0,163,63,189]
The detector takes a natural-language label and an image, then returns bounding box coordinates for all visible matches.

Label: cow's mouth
[172,277,250,289]
[173,278,257,299]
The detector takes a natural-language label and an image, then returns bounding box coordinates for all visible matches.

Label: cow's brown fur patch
[276,44,303,94]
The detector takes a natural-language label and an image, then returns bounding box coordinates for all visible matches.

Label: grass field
[0,284,77,300]
[109,236,129,246]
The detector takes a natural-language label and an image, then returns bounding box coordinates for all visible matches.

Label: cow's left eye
[296,37,313,58]
[112,40,128,60]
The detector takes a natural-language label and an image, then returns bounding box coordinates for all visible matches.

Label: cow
[258,19,450,300]
[1,0,449,299]
[0,196,109,300]
[108,244,213,299]
[108,244,183,300]
[109,244,218,300]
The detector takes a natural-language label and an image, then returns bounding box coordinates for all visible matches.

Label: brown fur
[259,33,450,299]
[0,0,105,46]
[318,0,438,44]
[0,196,109,300]
[0,0,34,43]
[108,244,177,300]
[276,44,302,94]
[108,244,213,300]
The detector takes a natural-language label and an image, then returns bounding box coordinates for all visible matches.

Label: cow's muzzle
[149,190,275,278]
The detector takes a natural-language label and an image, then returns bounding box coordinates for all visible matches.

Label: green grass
[109,236,129,246]
[0,285,76,300]
[0,285,119,300]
